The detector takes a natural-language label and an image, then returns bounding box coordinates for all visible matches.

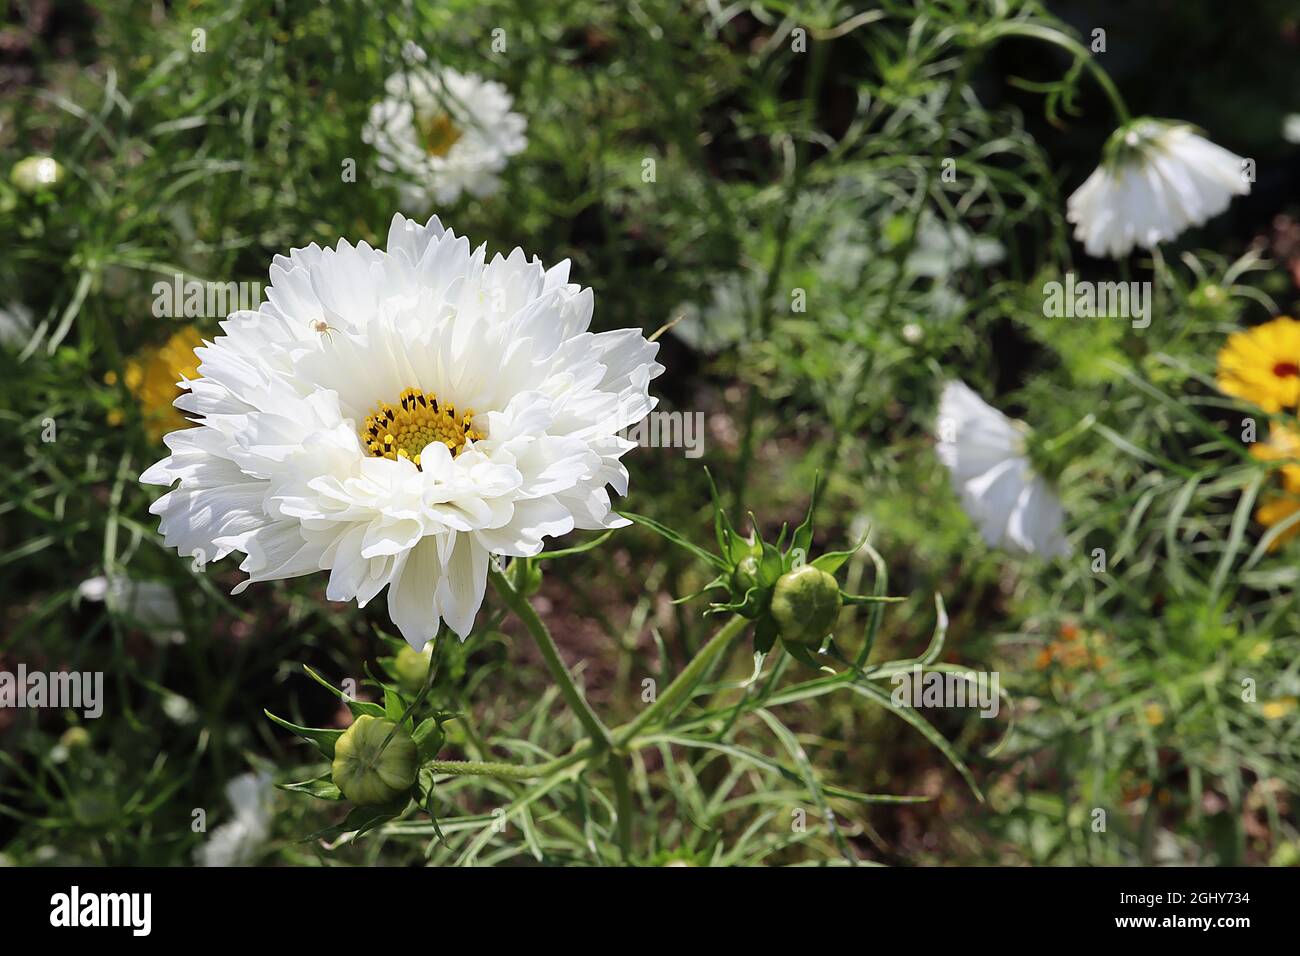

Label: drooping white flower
[1067,119,1250,259]
[196,772,274,867]
[935,381,1069,559]
[142,214,662,648]
[362,55,527,208]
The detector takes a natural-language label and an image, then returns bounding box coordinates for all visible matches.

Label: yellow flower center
[360,387,484,468]
[417,111,463,158]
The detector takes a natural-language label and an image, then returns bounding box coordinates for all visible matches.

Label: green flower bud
[770,564,841,645]
[731,555,760,593]
[10,155,65,193]
[331,715,418,805]
[59,727,92,750]
[392,644,432,694]
[71,793,116,826]
[730,555,767,618]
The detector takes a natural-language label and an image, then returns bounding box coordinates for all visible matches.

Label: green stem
[614,615,749,746]
[379,634,443,756]
[489,567,613,750]
[424,751,590,780]
[982,21,1131,125]
[1040,412,1097,456]
[606,752,634,861]
[420,610,748,867]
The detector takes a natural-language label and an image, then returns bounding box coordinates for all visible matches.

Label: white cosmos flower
[935,381,1069,559]
[196,772,273,867]
[1067,119,1250,259]
[141,213,662,648]
[362,58,527,207]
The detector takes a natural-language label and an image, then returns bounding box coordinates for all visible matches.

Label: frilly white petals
[936,381,1069,559]
[143,213,663,647]
[1067,123,1249,259]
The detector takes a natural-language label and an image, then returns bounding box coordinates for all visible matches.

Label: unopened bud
[770,564,841,645]
[11,155,65,193]
[331,715,418,805]
[392,644,433,694]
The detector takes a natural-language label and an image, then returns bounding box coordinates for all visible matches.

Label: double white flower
[363,57,527,207]
[936,381,1069,559]
[142,214,662,648]
[1067,120,1250,259]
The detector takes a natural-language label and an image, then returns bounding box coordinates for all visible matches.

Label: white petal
[386,538,443,650]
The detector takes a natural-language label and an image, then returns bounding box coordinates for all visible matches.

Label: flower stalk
[613,614,749,747]
[980,21,1131,125]
[489,567,614,750]
[424,752,590,780]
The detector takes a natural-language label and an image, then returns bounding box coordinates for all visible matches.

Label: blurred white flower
[0,302,33,349]
[196,772,273,867]
[1067,120,1249,259]
[141,214,662,648]
[670,274,752,353]
[935,381,1069,558]
[1285,114,1300,145]
[363,59,527,207]
[77,574,183,642]
[161,692,198,725]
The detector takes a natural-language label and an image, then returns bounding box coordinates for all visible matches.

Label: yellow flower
[1143,702,1165,726]
[1251,424,1300,487]
[1217,316,1300,412]
[111,326,203,443]
[1255,489,1300,551]
[1262,698,1297,720]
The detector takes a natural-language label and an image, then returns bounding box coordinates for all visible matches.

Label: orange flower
[1034,623,1108,671]
[1217,316,1300,412]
